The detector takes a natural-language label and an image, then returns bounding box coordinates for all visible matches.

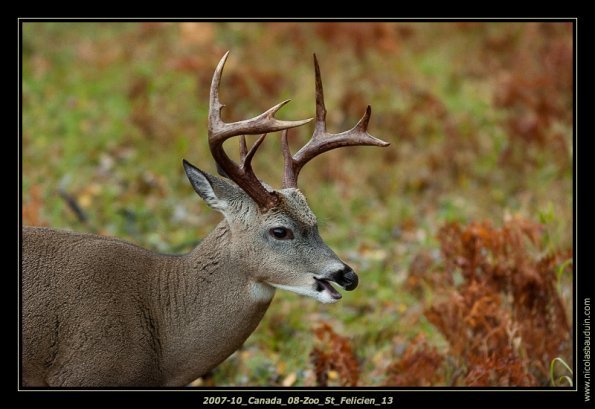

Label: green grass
[21,22,573,386]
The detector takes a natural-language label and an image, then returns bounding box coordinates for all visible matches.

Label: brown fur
[22,223,272,386]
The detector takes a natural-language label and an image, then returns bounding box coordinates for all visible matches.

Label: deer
[21,52,389,387]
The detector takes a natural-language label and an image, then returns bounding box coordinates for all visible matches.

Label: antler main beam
[282,54,390,189]
[208,51,312,209]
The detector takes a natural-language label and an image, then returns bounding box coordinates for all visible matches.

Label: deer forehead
[269,188,317,227]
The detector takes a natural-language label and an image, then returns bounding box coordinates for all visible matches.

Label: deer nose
[333,265,358,291]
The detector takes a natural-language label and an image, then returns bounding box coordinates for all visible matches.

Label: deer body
[21,52,388,387]
[23,223,274,386]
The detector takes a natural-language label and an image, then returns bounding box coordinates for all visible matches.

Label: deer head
[183,52,389,304]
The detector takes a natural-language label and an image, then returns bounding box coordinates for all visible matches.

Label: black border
[17,17,587,405]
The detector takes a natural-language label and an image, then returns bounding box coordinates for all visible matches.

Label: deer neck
[153,221,275,385]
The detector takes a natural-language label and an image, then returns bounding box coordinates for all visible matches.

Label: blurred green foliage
[21,22,572,386]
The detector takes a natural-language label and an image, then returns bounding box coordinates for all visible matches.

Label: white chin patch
[250,282,276,303]
[269,283,341,304]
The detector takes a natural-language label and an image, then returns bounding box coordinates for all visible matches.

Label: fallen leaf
[282,372,297,387]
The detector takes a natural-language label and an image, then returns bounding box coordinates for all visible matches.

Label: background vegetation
[21,22,573,387]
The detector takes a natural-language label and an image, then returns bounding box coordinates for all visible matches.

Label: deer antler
[281,54,390,189]
[208,51,312,209]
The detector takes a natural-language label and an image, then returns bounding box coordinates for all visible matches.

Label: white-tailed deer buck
[22,52,389,387]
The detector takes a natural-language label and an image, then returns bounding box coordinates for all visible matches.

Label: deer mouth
[314,278,342,300]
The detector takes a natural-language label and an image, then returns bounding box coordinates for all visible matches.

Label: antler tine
[239,135,248,162]
[282,54,390,189]
[281,130,294,189]
[208,52,312,209]
[241,134,267,172]
[215,134,265,179]
[313,54,327,135]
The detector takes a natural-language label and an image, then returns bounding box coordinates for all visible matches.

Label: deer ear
[183,159,240,213]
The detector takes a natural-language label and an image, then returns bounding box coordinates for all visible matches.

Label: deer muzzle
[332,264,358,291]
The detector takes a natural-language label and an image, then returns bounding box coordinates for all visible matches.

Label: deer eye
[269,227,294,240]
